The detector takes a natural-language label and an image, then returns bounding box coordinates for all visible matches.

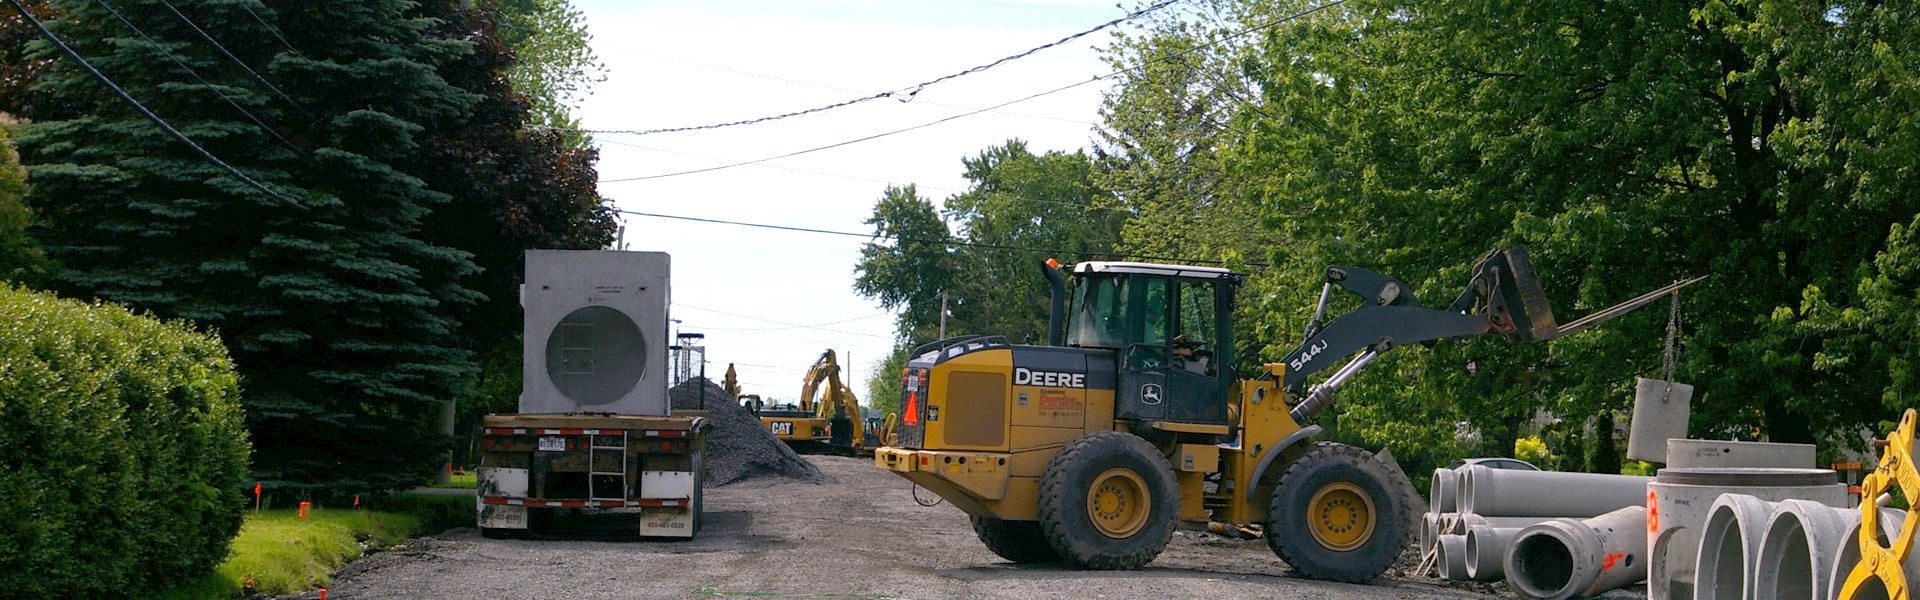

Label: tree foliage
[0,122,48,284]
[1086,0,1920,472]
[492,0,602,135]
[853,143,1121,403]
[18,0,488,494]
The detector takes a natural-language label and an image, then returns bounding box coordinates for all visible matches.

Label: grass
[426,470,477,489]
[162,493,472,599]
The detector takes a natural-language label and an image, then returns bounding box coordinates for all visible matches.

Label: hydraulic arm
[1280,247,1704,422]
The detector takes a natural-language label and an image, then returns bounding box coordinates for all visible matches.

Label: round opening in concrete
[1432,468,1457,513]
[1509,531,1575,598]
[1757,515,1813,600]
[1460,467,1478,515]
[1465,528,1483,572]
[1698,506,1749,600]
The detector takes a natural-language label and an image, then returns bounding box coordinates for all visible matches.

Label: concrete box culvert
[1825,507,1912,600]
[1503,506,1648,600]
[1433,467,1460,513]
[1437,533,1469,581]
[1461,465,1652,518]
[1465,524,1522,581]
[1648,468,1845,600]
[1666,439,1816,469]
[1753,499,1859,600]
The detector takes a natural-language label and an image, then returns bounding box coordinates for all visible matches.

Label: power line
[690,313,888,332]
[151,0,312,119]
[615,208,1266,268]
[675,303,892,338]
[94,0,300,153]
[618,50,1095,126]
[600,0,1350,182]
[573,0,1182,137]
[595,137,959,194]
[602,77,1104,182]
[5,0,299,207]
[232,0,296,54]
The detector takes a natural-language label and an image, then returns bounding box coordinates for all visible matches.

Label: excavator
[874,247,1699,580]
[759,349,869,455]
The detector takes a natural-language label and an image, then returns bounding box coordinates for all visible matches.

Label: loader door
[1117,275,1171,422]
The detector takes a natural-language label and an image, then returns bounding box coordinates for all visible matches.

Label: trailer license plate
[538,436,565,452]
[771,422,792,436]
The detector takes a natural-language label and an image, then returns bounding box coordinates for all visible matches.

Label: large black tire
[1265,442,1411,582]
[1037,432,1178,570]
[970,516,1059,563]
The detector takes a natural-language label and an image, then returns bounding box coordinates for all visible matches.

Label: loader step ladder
[588,431,629,502]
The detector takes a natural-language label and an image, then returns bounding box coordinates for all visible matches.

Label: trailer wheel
[1265,442,1409,582]
[971,516,1059,563]
[1037,432,1177,570]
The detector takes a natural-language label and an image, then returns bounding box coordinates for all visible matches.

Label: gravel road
[321,455,1505,599]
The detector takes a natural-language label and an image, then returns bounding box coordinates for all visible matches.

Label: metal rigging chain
[1840,409,1920,600]
[1663,286,1682,382]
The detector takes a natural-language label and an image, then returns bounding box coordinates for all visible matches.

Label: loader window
[1068,276,1127,348]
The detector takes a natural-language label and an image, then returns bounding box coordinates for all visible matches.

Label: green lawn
[426,470,477,489]
[163,493,470,599]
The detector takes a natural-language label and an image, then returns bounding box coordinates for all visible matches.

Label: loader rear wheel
[1038,432,1177,570]
[970,516,1058,563]
[1266,442,1409,582]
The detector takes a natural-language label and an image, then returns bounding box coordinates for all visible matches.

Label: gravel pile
[670,378,823,486]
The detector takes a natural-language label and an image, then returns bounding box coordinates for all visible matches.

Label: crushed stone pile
[670,378,823,487]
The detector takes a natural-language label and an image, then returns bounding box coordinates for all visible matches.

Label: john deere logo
[1014,367,1086,388]
[1141,383,1163,405]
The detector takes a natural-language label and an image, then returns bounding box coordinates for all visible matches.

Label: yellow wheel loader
[874,247,1699,580]
[760,349,869,455]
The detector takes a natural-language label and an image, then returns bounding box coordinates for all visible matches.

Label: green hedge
[0,285,251,597]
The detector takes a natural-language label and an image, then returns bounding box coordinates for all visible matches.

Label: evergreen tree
[17,0,482,494]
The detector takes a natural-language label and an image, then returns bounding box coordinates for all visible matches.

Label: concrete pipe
[1695,493,1780,600]
[1433,467,1460,513]
[1437,533,1469,581]
[1648,469,1844,600]
[1464,524,1522,581]
[1462,513,1558,529]
[1461,465,1652,518]
[1825,508,1913,600]
[1503,506,1649,600]
[1753,499,1860,600]
[1422,511,1439,554]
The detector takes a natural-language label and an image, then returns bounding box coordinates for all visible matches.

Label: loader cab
[1065,262,1241,426]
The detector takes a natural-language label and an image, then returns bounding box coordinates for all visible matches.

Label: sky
[572,0,1132,401]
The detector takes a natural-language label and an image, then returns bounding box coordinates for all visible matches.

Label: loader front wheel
[971,516,1058,563]
[1266,442,1409,582]
[1038,432,1177,570]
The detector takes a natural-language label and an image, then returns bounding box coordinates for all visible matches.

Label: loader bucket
[1480,247,1560,342]
[1465,247,1704,343]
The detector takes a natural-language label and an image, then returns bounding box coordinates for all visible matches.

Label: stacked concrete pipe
[1433,467,1460,513]
[1647,468,1845,600]
[1436,533,1469,581]
[1503,506,1649,599]
[1752,499,1860,600]
[1825,507,1913,600]
[1461,465,1651,518]
[1464,524,1522,581]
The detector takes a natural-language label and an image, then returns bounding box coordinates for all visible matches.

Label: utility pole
[939,290,948,338]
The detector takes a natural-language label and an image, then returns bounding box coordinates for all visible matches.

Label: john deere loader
[873,247,1697,581]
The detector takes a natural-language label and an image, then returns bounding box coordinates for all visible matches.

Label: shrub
[0,285,251,597]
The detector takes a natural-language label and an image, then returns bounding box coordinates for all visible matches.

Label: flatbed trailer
[476,412,709,538]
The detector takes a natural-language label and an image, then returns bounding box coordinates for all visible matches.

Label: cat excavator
[760,349,869,455]
[874,247,1700,580]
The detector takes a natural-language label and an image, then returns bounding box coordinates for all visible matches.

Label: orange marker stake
[298,501,311,519]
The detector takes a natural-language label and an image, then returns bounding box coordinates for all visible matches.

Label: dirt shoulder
[322,455,1498,599]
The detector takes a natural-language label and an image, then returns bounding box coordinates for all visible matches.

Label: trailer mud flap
[639,506,694,538]
[477,466,531,530]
